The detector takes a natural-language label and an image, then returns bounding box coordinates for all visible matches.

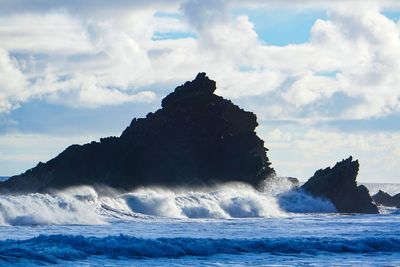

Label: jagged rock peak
[161,72,217,108]
[0,73,274,194]
[302,156,378,214]
[322,156,356,175]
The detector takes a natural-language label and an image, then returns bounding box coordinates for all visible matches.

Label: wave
[277,189,337,213]
[0,234,399,264]
[0,186,104,226]
[121,183,285,219]
[0,181,340,226]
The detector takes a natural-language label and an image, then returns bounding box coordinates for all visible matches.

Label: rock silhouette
[302,157,378,214]
[0,73,274,193]
[372,190,400,208]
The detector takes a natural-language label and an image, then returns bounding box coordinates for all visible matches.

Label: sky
[0,0,399,183]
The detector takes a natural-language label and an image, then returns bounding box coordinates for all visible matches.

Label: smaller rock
[302,156,378,214]
[372,190,400,208]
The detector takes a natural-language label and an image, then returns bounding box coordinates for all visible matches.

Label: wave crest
[0,181,342,225]
[1,234,399,264]
[122,183,284,219]
[0,186,103,226]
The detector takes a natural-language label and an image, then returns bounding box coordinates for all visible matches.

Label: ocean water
[0,182,399,266]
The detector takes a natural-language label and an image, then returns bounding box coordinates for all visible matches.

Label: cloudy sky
[0,0,399,183]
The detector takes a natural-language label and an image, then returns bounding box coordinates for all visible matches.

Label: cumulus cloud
[166,2,400,120]
[282,74,337,107]
[0,10,161,111]
[244,5,400,120]
[0,132,104,175]
[229,0,400,10]
[261,127,400,182]
[0,12,93,54]
[76,76,156,107]
[0,0,400,120]
[0,0,179,16]
[0,48,27,112]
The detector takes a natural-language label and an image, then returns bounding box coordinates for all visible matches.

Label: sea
[0,179,399,266]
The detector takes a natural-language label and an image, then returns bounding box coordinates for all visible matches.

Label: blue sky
[0,0,400,183]
[233,8,328,46]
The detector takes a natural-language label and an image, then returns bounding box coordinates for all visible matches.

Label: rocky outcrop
[372,190,400,208]
[302,157,378,214]
[0,73,274,194]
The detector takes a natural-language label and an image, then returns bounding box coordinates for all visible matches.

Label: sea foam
[0,180,341,225]
[0,186,103,226]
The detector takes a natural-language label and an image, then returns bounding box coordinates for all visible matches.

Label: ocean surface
[0,181,399,266]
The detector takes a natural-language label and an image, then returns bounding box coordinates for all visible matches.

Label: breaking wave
[0,181,339,226]
[121,183,284,219]
[0,187,104,226]
[0,234,399,264]
[278,189,337,213]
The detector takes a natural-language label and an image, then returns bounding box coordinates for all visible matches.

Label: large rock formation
[0,73,274,194]
[372,190,400,208]
[302,157,378,214]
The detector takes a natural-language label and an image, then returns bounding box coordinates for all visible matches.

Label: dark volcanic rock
[302,157,378,214]
[372,190,400,208]
[0,73,274,193]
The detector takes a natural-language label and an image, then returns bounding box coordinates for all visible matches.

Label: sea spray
[0,187,104,226]
[277,189,337,213]
[121,183,285,218]
[260,177,337,213]
[0,179,342,225]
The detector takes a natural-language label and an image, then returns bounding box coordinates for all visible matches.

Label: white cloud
[0,132,104,175]
[261,127,400,182]
[229,0,400,10]
[0,10,161,111]
[0,48,27,112]
[0,0,180,16]
[76,76,156,107]
[241,5,400,120]
[282,73,337,107]
[179,1,400,120]
[0,0,400,120]
[0,12,93,54]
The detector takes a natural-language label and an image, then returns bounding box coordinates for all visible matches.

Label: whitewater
[0,181,399,266]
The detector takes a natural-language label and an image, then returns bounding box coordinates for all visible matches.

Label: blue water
[0,183,399,266]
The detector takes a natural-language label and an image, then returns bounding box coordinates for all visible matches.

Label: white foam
[277,189,337,213]
[0,187,104,226]
[0,179,340,225]
[121,183,286,219]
